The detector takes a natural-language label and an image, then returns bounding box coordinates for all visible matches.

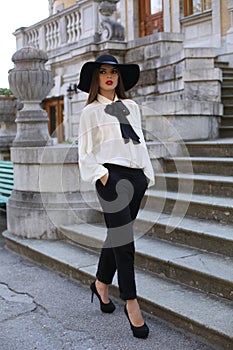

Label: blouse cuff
[92,167,109,184]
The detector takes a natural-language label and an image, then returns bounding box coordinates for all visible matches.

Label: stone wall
[51,0,76,15]
[65,33,222,143]
[13,1,225,144]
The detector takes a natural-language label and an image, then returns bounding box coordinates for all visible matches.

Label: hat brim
[77,61,140,93]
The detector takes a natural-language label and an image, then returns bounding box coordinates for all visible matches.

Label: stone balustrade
[14,0,124,52]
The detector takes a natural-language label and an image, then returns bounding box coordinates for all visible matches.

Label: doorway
[43,98,64,143]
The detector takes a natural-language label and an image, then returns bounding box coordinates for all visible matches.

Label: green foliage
[0,88,12,96]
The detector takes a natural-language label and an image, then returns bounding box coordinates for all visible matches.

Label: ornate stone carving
[98,0,125,41]
[99,1,117,16]
[8,46,53,147]
[100,19,125,41]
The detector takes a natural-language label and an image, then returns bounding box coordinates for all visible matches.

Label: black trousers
[95,163,148,300]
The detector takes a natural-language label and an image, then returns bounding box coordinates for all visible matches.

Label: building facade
[13,0,233,143]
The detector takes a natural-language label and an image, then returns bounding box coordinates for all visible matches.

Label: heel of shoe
[124,305,149,339]
[90,281,115,313]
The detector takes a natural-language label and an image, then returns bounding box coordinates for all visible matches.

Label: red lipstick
[106,80,113,85]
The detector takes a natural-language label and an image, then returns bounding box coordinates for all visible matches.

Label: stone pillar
[211,0,221,47]
[7,47,100,239]
[171,0,181,33]
[163,0,171,32]
[228,0,233,29]
[227,0,233,50]
[8,46,53,147]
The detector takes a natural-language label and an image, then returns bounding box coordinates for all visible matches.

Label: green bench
[0,161,14,208]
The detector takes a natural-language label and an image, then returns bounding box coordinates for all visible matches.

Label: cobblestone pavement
[0,220,214,350]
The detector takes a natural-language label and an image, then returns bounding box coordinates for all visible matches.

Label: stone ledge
[11,144,79,164]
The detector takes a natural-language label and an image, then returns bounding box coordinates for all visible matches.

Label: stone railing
[14,0,125,52]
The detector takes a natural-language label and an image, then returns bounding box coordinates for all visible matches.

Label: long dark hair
[86,67,127,105]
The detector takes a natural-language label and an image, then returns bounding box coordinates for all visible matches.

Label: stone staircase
[60,140,233,348]
[216,61,233,138]
[4,139,233,349]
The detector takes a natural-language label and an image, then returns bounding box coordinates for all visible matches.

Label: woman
[77,54,154,339]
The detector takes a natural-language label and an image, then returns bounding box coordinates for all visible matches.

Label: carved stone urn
[8,46,53,147]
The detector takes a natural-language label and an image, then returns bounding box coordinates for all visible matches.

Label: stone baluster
[8,46,53,147]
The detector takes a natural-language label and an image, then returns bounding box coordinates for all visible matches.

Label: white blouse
[78,94,155,187]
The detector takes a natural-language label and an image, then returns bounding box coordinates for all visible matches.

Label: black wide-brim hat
[77,54,140,93]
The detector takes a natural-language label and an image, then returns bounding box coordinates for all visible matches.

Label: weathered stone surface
[139,70,157,86]
[185,58,214,70]
[157,66,176,82]
[124,47,145,62]
[175,61,185,79]
[158,80,184,94]
[0,96,17,157]
[144,43,161,59]
[184,82,221,102]
[184,68,222,81]
[7,145,100,239]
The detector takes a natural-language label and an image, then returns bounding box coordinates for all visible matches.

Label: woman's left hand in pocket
[100,172,109,186]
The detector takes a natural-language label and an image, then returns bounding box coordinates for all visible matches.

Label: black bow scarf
[104,100,140,144]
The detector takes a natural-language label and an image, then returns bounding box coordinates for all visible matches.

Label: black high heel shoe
[124,304,149,339]
[90,281,116,313]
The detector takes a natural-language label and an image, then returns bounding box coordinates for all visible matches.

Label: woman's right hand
[100,172,109,186]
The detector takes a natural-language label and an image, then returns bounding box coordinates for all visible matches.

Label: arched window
[139,0,163,37]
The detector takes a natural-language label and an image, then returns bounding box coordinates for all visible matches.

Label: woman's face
[99,64,119,97]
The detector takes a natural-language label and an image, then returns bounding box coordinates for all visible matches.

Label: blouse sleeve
[78,109,108,184]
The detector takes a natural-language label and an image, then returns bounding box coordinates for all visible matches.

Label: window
[150,0,163,14]
[184,0,212,16]
[139,0,163,37]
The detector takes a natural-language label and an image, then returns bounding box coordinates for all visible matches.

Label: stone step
[184,139,233,157]
[222,82,233,88]
[144,189,233,224]
[221,95,233,103]
[135,209,233,257]
[222,77,233,83]
[219,126,233,138]
[221,87,233,95]
[154,172,233,197]
[214,60,229,69]
[3,230,233,350]
[221,116,233,127]
[221,91,233,96]
[59,222,233,301]
[163,156,233,176]
[223,104,233,115]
